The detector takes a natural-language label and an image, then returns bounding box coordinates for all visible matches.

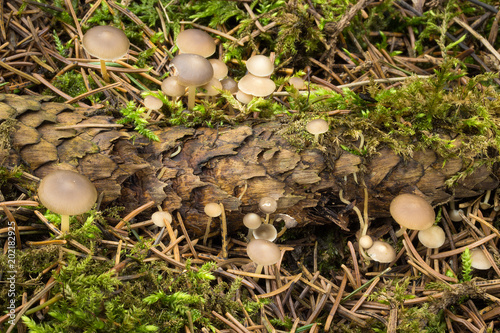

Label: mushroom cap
[259,197,277,214]
[236,90,253,104]
[176,29,216,58]
[253,224,277,242]
[161,76,186,97]
[209,59,228,80]
[390,193,435,230]
[204,202,222,217]
[366,241,396,263]
[221,78,238,94]
[418,225,446,249]
[246,239,281,265]
[276,213,298,228]
[202,77,223,96]
[38,170,97,215]
[151,211,172,227]
[289,77,306,89]
[82,25,130,61]
[246,55,274,77]
[470,248,492,270]
[238,74,276,97]
[306,119,329,135]
[171,54,214,87]
[143,95,163,110]
[243,213,262,229]
[359,235,373,249]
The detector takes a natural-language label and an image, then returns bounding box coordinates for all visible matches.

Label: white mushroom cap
[176,29,216,58]
[204,202,222,218]
[38,170,97,215]
[171,54,214,87]
[359,235,373,249]
[470,248,492,270]
[289,77,306,89]
[236,90,253,104]
[366,241,396,263]
[144,95,163,110]
[238,74,276,97]
[418,225,446,249]
[161,76,186,97]
[390,193,435,231]
[246,55,274,77]
[151,211,172,227]
[221,78,238,94]
[243,213,262,229]
[82,25,130,61]
[253,224,277,242]
[306,119,329,135]
[209,59,228,80]
[246,239,281,265]
[259,197,277,214]
[276,214,298,228]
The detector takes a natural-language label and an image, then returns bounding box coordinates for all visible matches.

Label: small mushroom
[203,202,222,246]
[209,59,228,80]
[448,199,463,222]
[161,76,186,98]
[289,77,306,90]
[366,241,396,263]
[221,78,238,94]
[151,211,179,261]
[176,29,216,58]
[470,248,492,270]
[82,25,130,83]
[201,77,223,101]
[243,213,262,229]
[143,95,163,118]
[390,193,435,236]
[247,239,281,266]
[259,196,277,224]
[246,55,274,77]
[236,90,253,104]
[275,213,298,238]
[480,190,492,210]
[359,235,374,249]
[418,225,446,249]
[306,119,329,144]
[171,53,214,110]
[38,170,97,234]
[253,224,277,242]
[238,74,276,97]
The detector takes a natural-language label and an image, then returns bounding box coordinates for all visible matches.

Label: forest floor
[2,0,500,332]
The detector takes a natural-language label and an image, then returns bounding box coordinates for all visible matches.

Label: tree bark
[1,95,498,235]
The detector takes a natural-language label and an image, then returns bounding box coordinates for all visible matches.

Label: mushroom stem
[314,133,320,144]
[220,203,228,258]
[99,59,110,83]
[203,217,212,246]
[265,213,270,224]
[254,264,264,282]
[60,214,70,234]
[187,86,196,110]
[395,226,407,238]
[480,190,492,210]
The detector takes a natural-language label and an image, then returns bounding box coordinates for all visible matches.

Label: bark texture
[1,95,498,235]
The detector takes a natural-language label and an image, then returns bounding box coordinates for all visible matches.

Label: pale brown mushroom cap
[306,119,329,136]
[176,29,216,57]
[151,211,172,227]
[359,235,374,249]
[470,248,492,270]
[259,197,277,214]
[366,241,396,263]
[171,54,214,87]
[161,76,186,97]
[38,170,97,215]
[246,55,274,77]
[82,25,130,61]
[204,202,222,217]
[236,90,253,104]
[243,213,262,229]
[276,214,298,228]
[418,225,446,249]
[247,239,281,265]
[390,193,435,230]
[209,59,228,80]
[238,74,276,97]
[202,78,223,96]
[144,95,163,110]
[221,78,238,94]
[253,224,277,242]
[289,77,306,89]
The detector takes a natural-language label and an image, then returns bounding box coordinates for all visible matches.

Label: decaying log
[1,95,498,235]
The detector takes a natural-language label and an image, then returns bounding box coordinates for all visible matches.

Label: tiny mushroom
[161,76,186,98]
[243,213,262,229]
[143,95,163,117]
[390,193,435,235]
[236,90,254,104]
[238,74,276,97]
[470,248,492,270]
[82,25,130,83]
[202,77,223,101]
[247,239,281,266]
[366,241,396,263]
[151,211,173,227]
[359,235,374,249]
[253,224,278,242]
[448,199,463,222]
[38,170,97,234]
[176,29,216,58]
[246,55,274,77]
[203,202,223,246]
[209,59,228,80]
[289,77,306,90]
[259,196,277,223]
[171,53,214,110]
[221,78,238,94]
[418,225,446,249]
[306,119,329,144]
[275,213,298,238]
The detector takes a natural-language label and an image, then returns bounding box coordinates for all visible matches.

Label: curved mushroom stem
[395,226,407,238]
[220,203,228,258]
[253,264,264,282]
[99,59,110,83]
[480,190,492,210]
[448,199,463,222]
[203,217,213,246]
[60,214,70,234]
[187,86,196,110]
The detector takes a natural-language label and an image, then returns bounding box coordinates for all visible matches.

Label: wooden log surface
[1,94,498,235]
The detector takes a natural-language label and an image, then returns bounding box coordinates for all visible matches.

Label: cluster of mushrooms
[359,193,492,270]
